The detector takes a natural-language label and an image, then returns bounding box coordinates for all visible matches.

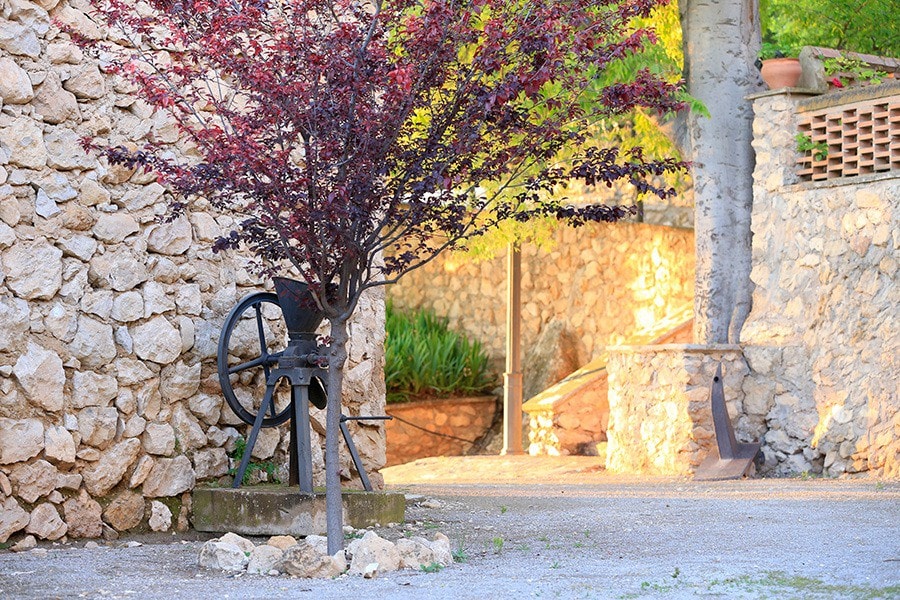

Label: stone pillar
[605,345,749,475]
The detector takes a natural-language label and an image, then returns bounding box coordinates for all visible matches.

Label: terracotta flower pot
[760,58,802,89]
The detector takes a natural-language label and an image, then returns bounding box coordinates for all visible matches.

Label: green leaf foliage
[385,303,495,403]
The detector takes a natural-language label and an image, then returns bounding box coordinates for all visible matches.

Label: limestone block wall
[389,222,695,371]
[605,346,749,475]
[741,86,899,478]
[0,0,385,544]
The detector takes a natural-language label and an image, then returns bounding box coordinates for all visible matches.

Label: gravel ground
[1,456,898,600]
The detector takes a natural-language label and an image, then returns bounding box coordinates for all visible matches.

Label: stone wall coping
[607,343,742,354]
[796,81,900,112]
[746,88,820,101]
[385,395,497,411]
[782,170,900,193]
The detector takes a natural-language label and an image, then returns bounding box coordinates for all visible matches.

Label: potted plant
[383,303,498,466]
[759,43,802,89]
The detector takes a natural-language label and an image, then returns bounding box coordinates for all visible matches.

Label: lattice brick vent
[797,98,900,181]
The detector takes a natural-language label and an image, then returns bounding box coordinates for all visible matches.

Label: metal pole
[502,242,524,455]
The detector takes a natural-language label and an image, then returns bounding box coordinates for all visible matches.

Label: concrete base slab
[191,486,405,536]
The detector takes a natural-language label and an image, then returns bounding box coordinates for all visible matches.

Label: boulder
[9,459,59,503]
[62,64,105,99]
[142,422,176,456]
[69,316,117,368]
[26,503,67,540]
[89,247,150,291]
[141,455,195,497]
[103,491,145,531]
[2,238,62,299]
[63,490,103,538]
[160,361,201,401]
[192,448,228,480]
[266,535,298,550]
[45,128,96,170]
[198,540,249,572]
[44,425,76,463]
[82,438,142,496]
[77,407,119,449]
[0,19,40,57]
[0,497,30,543]
[0,296,29,352]
[276,540,346,578]
[132,316,182,364]
[148,500,172,532]
[347,531,400,575]
[247,545,284,575]
[0,418,44,464]
[0,57,33,104]
[92,213,139,243]
[146,217,192,255]
[71,371,118,409]
[32,71,79,124]
[13,342,65,412]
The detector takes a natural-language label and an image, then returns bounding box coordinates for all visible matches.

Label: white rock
[0,57,34,103]
[45,128,96,170]
[2,238,62,299]
[52,4,101,40]
[0,418,44,464]
[142,422,176,456]
[0,497,30,543]
[80,290,114,319]
[217,532,255,554]
[188,394,221,426]
[142,280,175,316]
[119,183,164,211]
[396,537,436,569]
[63,64,105,99]
[275,541,346,578]
[78,407,119,450]
[0,220,15,248]
[198,540,249,572]
[146,217,192,256]
[122,414,146,438]
[69,315,117,368]
[0,19,40,57]
[103,491,145,531]
[13,342,65,412]
[132,316,182,364]
[174,283,202,316]
[0,296,29,351]
[26,503,67,540]
[141,455,195,497]
[114,358,155,386]
[89,247,150,291]
[347,531,400,575]
[58,234,97,261]
[44,425,76,464]
[79,177,110,206]
[82,438,142,496]
[32,71,79,124]
[148,500,172,532]
[10,459,59,503]
[71,371,118,408]
[192,447,228,480]
[111,291,144,322]
[35,188,61,219]
[172,405,206,451]
[93,213,139,243]
[247,545,284,575]
[129,455,154,488]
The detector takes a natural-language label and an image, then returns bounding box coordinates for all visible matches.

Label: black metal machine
[217,277,388,492]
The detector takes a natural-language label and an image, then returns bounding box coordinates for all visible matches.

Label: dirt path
[2,456,898,599]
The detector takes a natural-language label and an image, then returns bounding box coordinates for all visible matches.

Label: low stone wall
[389,222,695,370]
[742,86,899,477]
[605,346,749,475]
[384,396,497,467]
[0,1,385,545]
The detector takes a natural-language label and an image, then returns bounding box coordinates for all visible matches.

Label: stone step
[192,486,405,536]
[523,306,693,456]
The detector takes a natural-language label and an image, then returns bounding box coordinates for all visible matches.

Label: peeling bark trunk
[325,315,350,555]
[680,0,763,343]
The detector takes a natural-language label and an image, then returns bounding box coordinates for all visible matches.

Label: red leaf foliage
[84,0,686,316]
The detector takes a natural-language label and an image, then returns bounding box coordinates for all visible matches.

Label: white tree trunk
[325,316,349,555]
[680,0,763,343]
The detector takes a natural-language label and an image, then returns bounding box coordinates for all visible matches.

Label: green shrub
[385,303,495,403]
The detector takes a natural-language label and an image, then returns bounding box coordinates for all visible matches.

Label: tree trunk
[325,315,350,555]
[680,0,763,343]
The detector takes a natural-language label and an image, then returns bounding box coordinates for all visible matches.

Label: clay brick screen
[797,98,900,181]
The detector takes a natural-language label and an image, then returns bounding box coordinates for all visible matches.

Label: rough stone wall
[605,346,749,475]
[0,0,385,543]
[389,222,695,370]
[384,396,496,467]
[741,88,899,478]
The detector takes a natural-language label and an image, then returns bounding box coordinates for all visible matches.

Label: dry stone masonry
[0,0,386,545]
